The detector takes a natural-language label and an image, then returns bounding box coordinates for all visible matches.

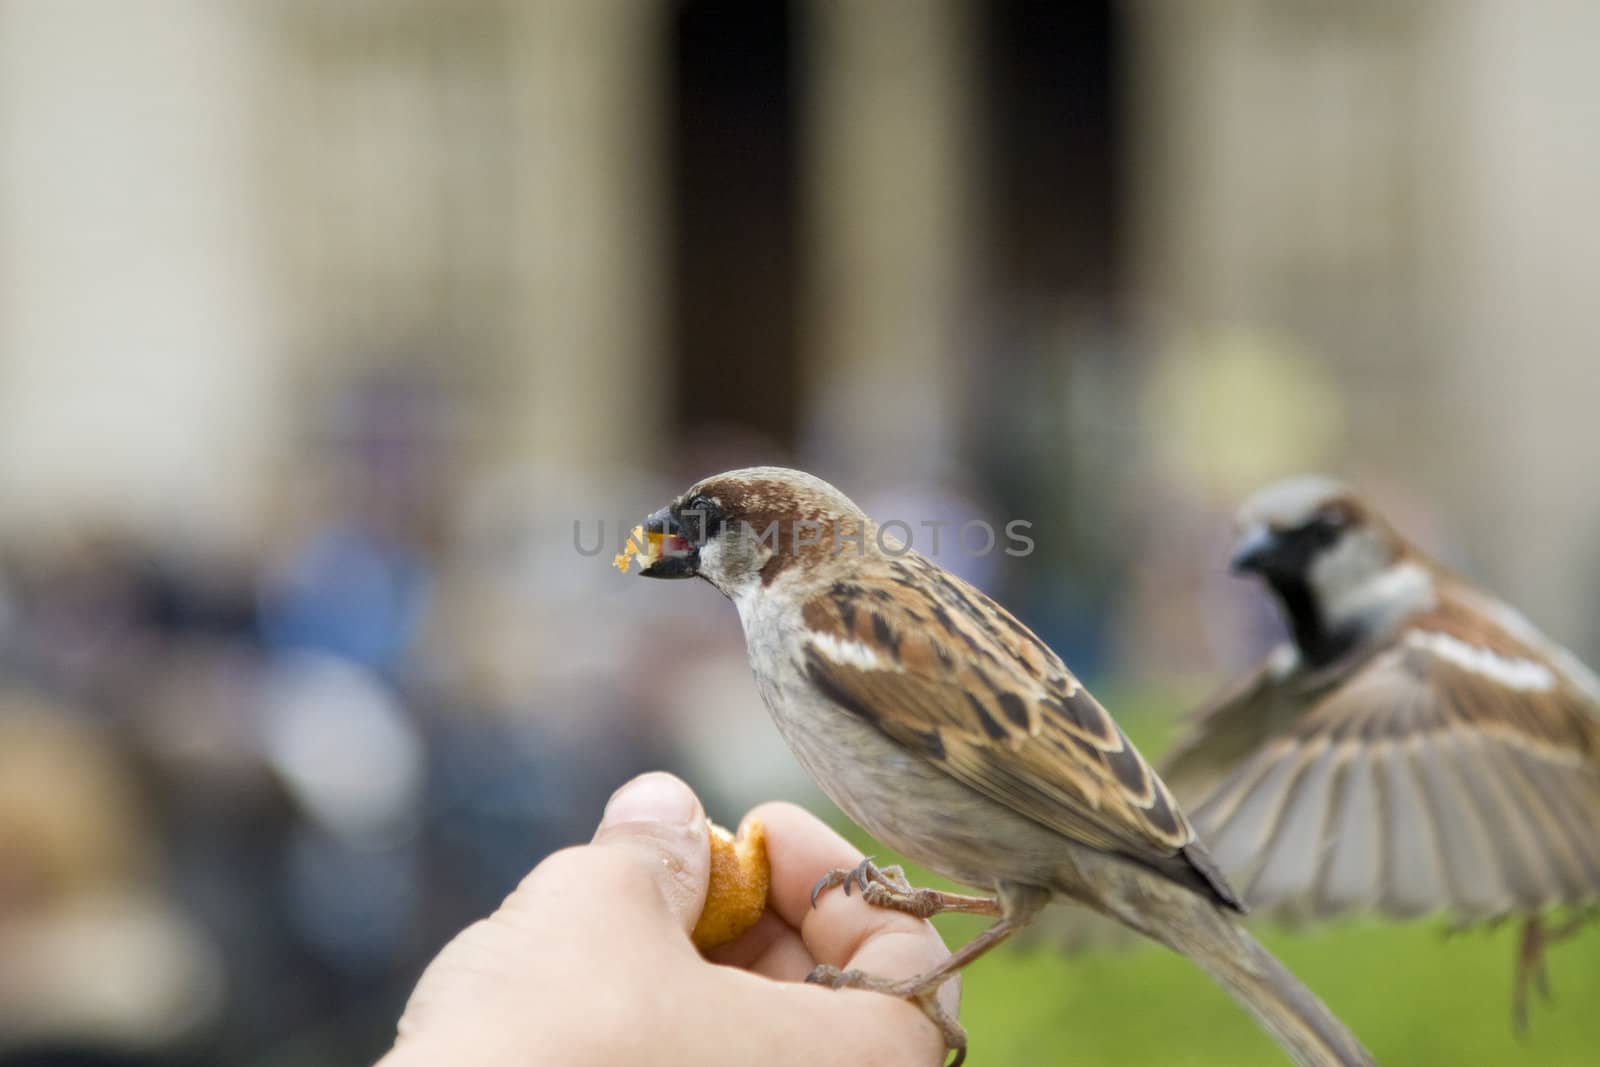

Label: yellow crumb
[612,525,666,574]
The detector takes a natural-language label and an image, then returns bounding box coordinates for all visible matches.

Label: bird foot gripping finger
[862,880,950,919]
[809,857,884,907]
[810,857,874,907]
[803,964,862,990]
[864,880,1004,920]
[811,858,1001,919]
[844,856,879,895]
[809,869,849,908]
[804,966,967,1066]
[803,963,922,997]
[876,863,913,891]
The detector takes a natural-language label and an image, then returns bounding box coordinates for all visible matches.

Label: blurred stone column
[0,0,284,543]
[503,0,667,476]
[800,0,977,483]
[1431,0,1600,644]
[1126,0,1433,493]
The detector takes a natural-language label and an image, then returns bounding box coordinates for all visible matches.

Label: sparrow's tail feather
[1055,847,1374,1067]
[1154,903,1373,1067]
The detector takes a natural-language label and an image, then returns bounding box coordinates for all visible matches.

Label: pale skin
[379,772,957,1067]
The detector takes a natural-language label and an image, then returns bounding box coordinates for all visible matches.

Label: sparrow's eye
[678,495,722,544]
[1303,507,1346,543]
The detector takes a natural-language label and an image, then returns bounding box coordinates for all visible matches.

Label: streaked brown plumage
[637,467,1373,1066]
[1163,475,1600,1027]
[798,553,1238,904]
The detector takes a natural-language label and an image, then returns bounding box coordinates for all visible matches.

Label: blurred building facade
[2,0,1595,648]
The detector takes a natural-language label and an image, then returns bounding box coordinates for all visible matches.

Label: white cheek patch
[1319,558,1435,632]
[808,630,887,672]
[695,538,723,577]
[1405,630,1557,692]
[691,539,735,602]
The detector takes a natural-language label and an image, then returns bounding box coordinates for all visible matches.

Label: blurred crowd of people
[0,375,690,1067]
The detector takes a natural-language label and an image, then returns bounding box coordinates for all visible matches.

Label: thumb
[382,774,711,1062]
[586,771,711,934]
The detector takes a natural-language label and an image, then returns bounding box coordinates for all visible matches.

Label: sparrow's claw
[802,964,920,996]
[810,869,847,908]
[810,857,880,907]
[810,858,1001,920]
[803,963,862,989]
[846,856,878,895]
[810,877,1044,1067]
[803,965,967,1066]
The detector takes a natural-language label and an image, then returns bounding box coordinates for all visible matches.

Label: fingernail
[601,772,699,829]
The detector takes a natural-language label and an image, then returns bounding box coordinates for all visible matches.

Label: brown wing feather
[1161,646,1363,802]
[1168,596,1600,921]
[801,553,1243,909]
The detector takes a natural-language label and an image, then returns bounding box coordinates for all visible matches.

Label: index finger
[747,801,954,991]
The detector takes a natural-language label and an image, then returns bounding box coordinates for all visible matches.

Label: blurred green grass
[825,684,1600,1065]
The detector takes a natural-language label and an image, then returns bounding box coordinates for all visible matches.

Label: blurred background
[0,1,1596,1064]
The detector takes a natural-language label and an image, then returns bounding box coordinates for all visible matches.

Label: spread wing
[798,553,1241,907]
[1166,613,1600,921]
[1162,645,1357,802]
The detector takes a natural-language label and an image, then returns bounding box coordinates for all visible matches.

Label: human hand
[379,772,956,1066]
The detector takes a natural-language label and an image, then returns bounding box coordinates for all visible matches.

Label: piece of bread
[691,818,770,950]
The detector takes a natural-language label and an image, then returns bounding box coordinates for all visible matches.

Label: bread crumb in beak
[613,525,668,574]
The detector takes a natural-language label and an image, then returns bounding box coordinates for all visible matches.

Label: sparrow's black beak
[1229,523,1282,575]
[639,506,698,579]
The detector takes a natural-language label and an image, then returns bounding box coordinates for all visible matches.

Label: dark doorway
[981,0,1122,303]
[666,0,801,452]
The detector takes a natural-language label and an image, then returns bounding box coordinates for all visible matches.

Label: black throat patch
[1266,574,1359,668]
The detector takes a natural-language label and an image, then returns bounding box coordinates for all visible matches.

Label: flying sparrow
[1161,475,1600,1029]
[634,467,1372,1067]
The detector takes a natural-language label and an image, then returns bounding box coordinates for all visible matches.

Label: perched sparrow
[1162,476,1600,1028]
[636,467,1371,1067]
